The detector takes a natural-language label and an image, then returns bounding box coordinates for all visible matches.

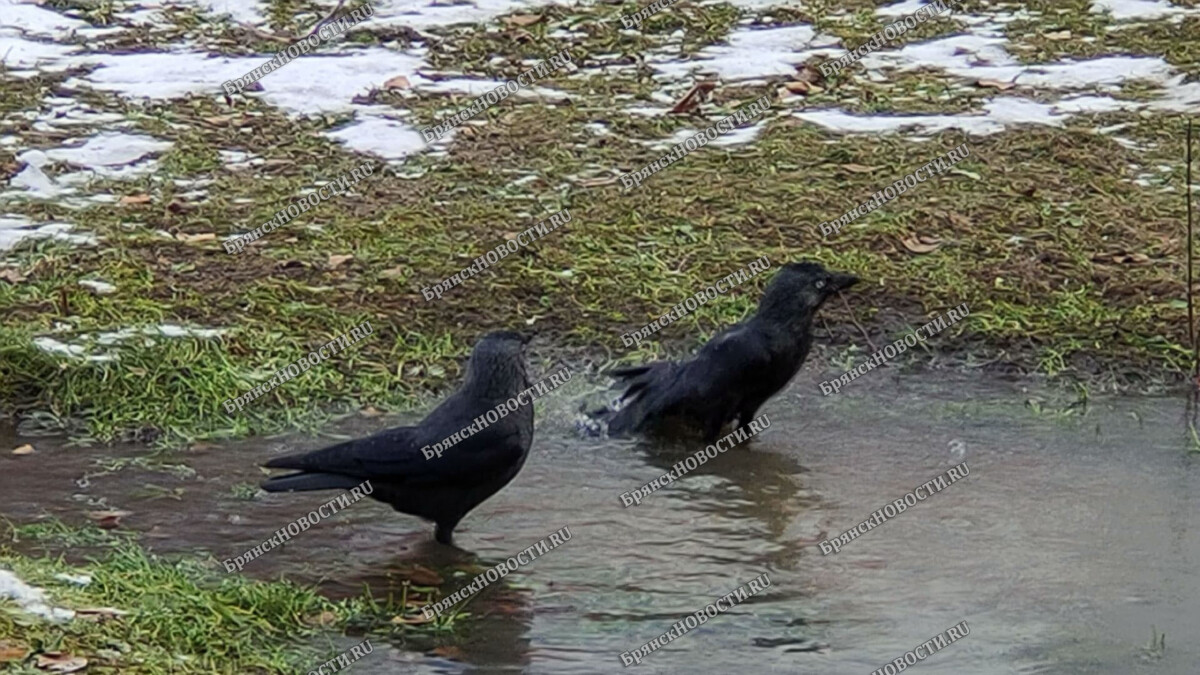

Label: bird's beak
[830,273,860,292]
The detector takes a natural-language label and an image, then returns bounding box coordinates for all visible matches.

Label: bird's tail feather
[262,454,313,470]
[608,361,673,403]
[260,472,363,493]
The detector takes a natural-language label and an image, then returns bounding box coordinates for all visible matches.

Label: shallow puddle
[3,371,1198,674]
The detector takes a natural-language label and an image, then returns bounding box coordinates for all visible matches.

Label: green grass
[0,518,463,674]
[0,0,1196,449]
[1,544,356,674]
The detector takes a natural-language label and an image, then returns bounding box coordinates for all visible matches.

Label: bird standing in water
[261,331,535,545]
[603,261,860,441]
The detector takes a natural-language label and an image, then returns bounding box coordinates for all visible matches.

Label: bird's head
[757,261,859,323]
[464,330,532,397]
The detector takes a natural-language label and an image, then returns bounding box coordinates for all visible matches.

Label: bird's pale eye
[815,279,826,289]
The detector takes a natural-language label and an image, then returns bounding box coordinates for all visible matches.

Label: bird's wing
[611,323,772,430]
[608,361,680,403]
[262,423,525,486]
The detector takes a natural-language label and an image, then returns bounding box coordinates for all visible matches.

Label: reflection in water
[626,433,822,571]
[3,373,1200,674]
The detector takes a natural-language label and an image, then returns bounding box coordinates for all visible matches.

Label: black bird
[604,261,859,441]
[260,331,534,545]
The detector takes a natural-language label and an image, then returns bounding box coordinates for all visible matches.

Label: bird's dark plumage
[603,261,859,441]
[261,331,535,545]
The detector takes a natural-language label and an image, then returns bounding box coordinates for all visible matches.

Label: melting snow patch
[794,96,1135,137]
[188,0,268,24]
[652,25,839,82]
[0,215,94,252]
[40,132,172,172]
[649,120,771,150]
[0,569,75,622]
[0,31,84,74]
[1090,0,1196,20]
[219,149,258,168]
[326,111,429,160]
[33,336,113,361]
[0,0,89,37]
[33,324,226,362]
[877,0,938,17]
[360,0,565,31]
[76,48,457,118]
[31,99,131,132]
[79,279,117,295]
[54,573,92,587]
[6,133,170,203]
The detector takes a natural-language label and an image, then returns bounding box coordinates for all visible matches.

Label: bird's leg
[736,405,761,432]
[702,416,724,444]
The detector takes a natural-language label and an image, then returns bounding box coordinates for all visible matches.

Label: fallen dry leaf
[405,564,444,586]
[392,613,435,625]
[11,444,34,455]
[1094,252,1151,265]
[383,75,411,90]
[668,81,717,115]
[119,194,152,205]
[379,266,406,279]
[976,79,1015,90]
[306,610,338,626]
[794,63,824,84]
[509,28,536,43]
[86,510,132,529]
[1045,30,1072,40]
[782,80,824,95]
[946,212,971,229]
[842,163,876,174]
[176,232,216,243]
[0,640,26,662]
[503,13,542,27]
[0,269,26,284]
[900,236,943,254]
[35,654,87,673]
[327,254,354,269]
